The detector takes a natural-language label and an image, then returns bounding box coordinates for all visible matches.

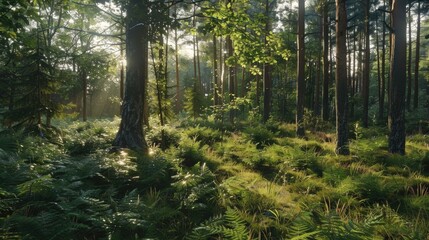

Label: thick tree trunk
[296,0,305,136]
[388,0,406,155]
[113,0,148,153]
[335,0,349,155]
[414,0,421,110]
[322,5,329,122]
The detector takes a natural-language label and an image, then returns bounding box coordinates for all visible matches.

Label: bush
[184,126,224,146]
[147,125,181,150]
[244,125,276,149]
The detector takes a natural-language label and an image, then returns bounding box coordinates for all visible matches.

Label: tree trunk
[213,35,220,106]
[322,4,330,122]
[174,4,181,113]
[113,0,148,153]
[296,0,305,137]
[263,0,272,123]
[414,0,421,110]
[335,0,349,155]
[376,17,382,123]
[120,24,125,101]
[362,0,370,127]
[379,0,386,123]
[407,7,412,111]
[350,27,356,119]
[82,68,87,121]
[227,35,236,124]
[388,0,406,155]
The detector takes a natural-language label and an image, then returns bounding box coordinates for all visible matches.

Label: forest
[1,0,429,239]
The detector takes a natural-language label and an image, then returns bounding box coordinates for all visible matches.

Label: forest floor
[0,117,429,239]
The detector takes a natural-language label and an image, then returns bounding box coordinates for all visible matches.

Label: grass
[1,118,428,239]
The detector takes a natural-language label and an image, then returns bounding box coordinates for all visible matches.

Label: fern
[289,209,383,240]
[186,214,224,240]
[187,208,250,240]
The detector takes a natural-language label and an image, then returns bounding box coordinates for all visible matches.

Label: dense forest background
[1,0,429,239]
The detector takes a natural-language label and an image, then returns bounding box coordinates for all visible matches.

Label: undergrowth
[1,118,428,239]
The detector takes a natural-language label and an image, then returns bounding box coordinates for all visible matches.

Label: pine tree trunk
[174,3,181,113]
[388,0,406,155]
[296,0,305,136]
[227,35,236,124]
[376,18,382,124]
[414,0,421,110]
[335,0,349,155]
[213,35,219,106]
[263,0,272,123]
[407,7,412,111]
[362,0,370,127]
[379,0,386,123]
[82,69,87,122]
[322,5,330,122]
[113,0,148,153]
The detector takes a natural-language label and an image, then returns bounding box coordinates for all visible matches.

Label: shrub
[244,125,276,149]
[147,125,181,150]
[184,126,224,146]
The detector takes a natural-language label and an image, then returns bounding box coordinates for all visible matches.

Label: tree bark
[414,0,421,110]
[296,0,305,136]
[263,0,272,123]
[174,3,181,113]
[362,0,370,127]
[213,35,220,106]
[82,68,87,121]
[113,0,148,153]
[379,0,386,123]
[335,0,349,155]
[407,6,412,111]
[322,4,329,122]
[388,0,406,155]
[227,35,236,124]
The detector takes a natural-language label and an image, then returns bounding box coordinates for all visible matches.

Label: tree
[362,0,370,127]
[296,0,305,137]
[335,0,349,155]
[263,0,274,123]
[413,0,421,109]
[322,1,330,122]
[388,0,406,155]
[113,0,149,152]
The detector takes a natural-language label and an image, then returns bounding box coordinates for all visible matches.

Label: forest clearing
[1,0,429,239]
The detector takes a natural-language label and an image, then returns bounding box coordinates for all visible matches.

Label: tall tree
[263,0,273,122]
[407,6,412,111]
[388,0,406,155]
[296,0,305,136]
[322,2,330,121]
[335,0,349,155]
[379,0,387,123]
[413,0,421,109]
[362,0,370,127]
[113,0,149,152]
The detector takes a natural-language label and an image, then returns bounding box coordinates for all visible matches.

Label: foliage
[2,119,429,239]
[147,125,181,150]
[184,126,224,146]
[244,125,277,149]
